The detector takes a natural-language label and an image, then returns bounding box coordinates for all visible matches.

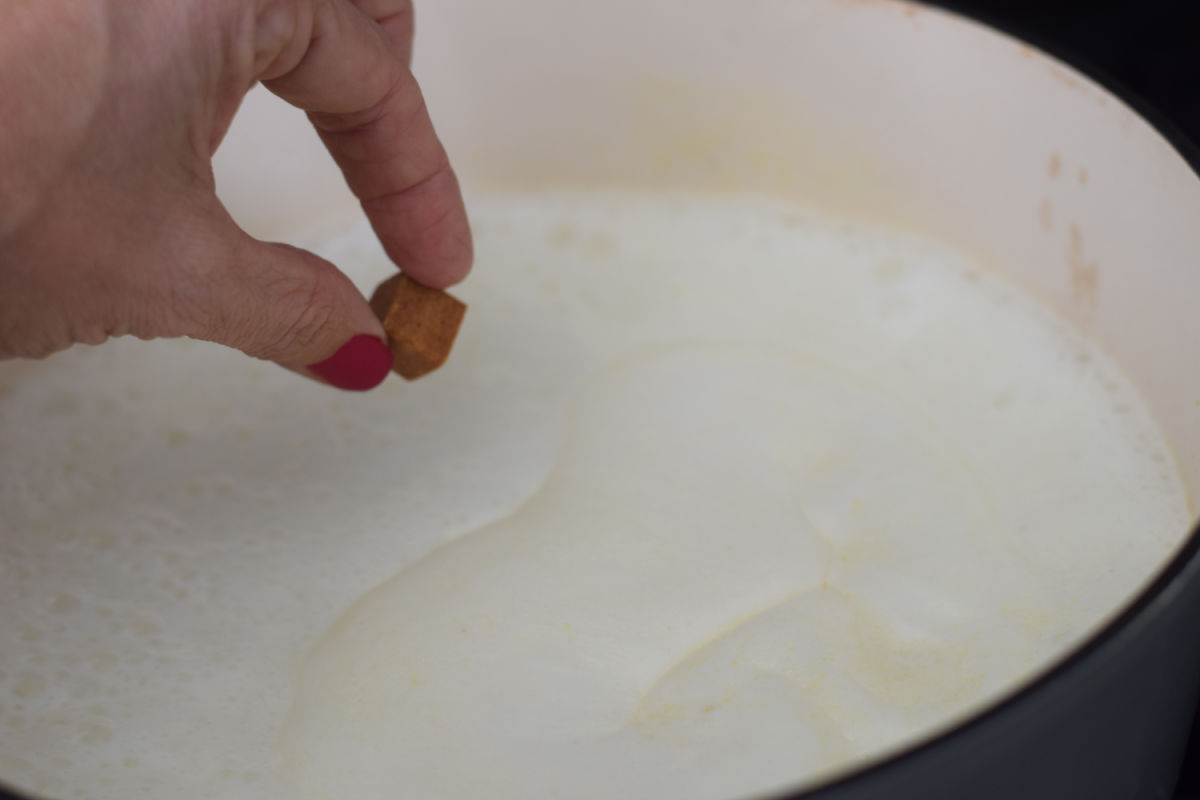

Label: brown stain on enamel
[1048,154,1062,179]
[1068,223,1099,309]
[1047,65,1084,91]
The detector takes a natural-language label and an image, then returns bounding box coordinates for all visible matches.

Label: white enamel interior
[216,0,1200,502]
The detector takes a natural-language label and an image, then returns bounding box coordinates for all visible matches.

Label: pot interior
[222,0,1200,494]
[3,2,1200,799]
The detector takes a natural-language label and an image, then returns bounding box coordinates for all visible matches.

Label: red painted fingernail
[307,335,392,391]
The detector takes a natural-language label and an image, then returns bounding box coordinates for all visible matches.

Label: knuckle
[158,260,221,340]
[253,0,315,79]
[257,258,342,361]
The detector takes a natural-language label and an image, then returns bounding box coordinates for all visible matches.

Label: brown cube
[369,273,467,380]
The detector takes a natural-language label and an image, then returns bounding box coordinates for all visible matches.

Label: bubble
[165,429,190,447]
[545,221,577,247]
[12,671,46,699]
[50,593,80,613]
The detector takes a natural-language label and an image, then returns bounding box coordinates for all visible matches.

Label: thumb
[181,224,393,392]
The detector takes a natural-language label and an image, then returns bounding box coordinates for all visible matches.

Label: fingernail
[307,335,392,391]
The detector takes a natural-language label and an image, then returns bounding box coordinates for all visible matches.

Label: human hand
[0,0,472,390]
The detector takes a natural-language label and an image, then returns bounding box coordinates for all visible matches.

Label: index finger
[259,0,472,288]
[345,0,415,65]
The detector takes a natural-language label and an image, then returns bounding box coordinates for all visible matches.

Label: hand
[0,0,473,390]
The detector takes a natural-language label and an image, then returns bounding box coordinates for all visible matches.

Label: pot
[3,1,1199,799]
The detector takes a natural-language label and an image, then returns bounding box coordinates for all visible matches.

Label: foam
[0,191,1190,800]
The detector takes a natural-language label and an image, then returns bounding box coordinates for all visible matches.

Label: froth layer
[0,191,1190,800]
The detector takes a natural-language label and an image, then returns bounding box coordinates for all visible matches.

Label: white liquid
[0,191,1191,800]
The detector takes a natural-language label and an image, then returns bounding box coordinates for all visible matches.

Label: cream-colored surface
[2,190,1185,800]
[278,192,1190,800]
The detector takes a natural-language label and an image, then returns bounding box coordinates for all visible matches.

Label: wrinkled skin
[0,0,472,384]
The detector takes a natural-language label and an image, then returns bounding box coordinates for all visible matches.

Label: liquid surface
[0,191,1191,800]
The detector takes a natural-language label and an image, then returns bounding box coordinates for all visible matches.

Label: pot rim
[774,3,1200,798]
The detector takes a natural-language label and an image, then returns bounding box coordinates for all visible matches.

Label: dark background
[931,0,1200,152]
